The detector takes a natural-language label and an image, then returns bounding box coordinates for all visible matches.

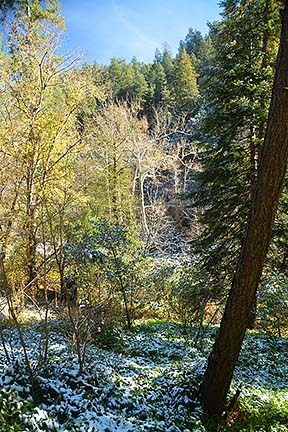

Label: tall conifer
[192,0,280,297]
[173,47,199,114]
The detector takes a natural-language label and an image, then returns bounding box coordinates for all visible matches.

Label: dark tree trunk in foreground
[200,2,288,414]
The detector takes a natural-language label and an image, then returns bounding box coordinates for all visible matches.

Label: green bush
[0,389,32,431]
[257,272,288,337]
[93,323,124,350]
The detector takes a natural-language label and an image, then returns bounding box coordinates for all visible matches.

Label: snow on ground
[0,320,287,431]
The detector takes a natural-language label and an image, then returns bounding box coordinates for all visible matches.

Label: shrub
[257,272,288,337]
[0,389,32,431]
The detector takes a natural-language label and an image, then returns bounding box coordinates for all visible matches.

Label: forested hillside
[0,0,287,430]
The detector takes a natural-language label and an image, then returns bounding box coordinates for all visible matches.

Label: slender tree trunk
[105,150,113,218]
[40,203,49,364]
[111,247,132,329]
[258,0,271,160]
[25,159,38,294]
[247,0,272,330]
[200,2,288,414]
[111,150,119,222]
[139,171,150,236]
[247,127,257,329]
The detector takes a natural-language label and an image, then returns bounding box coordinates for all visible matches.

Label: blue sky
[60,0,221,65]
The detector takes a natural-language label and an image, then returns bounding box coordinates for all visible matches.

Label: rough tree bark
[200,1,288,414]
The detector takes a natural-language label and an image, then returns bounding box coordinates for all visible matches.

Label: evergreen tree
[161,45,174,87]
[191,0,281,298]
[144,60,171,122]
[150,61,170,105]
[108,57,134,100]
[154,47,162,62]
[131,57,148,103]
[173,47,199,114]
[108,57,148,104]
[200,0,288,411]
[197,35,215,82]
[179,28,205,59]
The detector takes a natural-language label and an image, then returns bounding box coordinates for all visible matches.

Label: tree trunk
[26,176,37,292]
[139,171,150,236]
[200,2,288,414]
[247,0,273,330]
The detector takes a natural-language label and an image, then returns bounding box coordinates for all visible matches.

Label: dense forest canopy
[0,0,287,430]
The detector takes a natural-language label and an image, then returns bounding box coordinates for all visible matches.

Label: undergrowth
[0,319,286,431]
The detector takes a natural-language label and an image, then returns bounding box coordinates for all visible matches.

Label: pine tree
[161,44,174,86]
[200,0,288,411]
[131,57,148,103]
[144,60,172,123]
[108,57,148,105]
[173,47,199,114]
[191,0,281,299]
[108,58,134,100]
[179,28,205,59]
